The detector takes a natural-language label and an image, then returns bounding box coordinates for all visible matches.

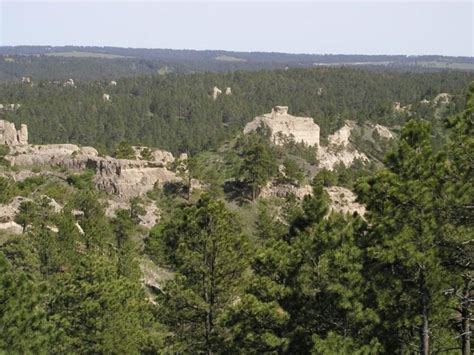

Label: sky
[0,0,472,56]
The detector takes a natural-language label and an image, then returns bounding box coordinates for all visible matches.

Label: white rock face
[318,121,368,170]
[18,124,28,145]
[151,149,175,166]
[0,221,23,234]
[325,186,366,216]
[6,144,98,167]
[393,101,411,113]
[0,120,28,146]
[373,124,393,139]
[0,196,29,223]
[212,86,222,100]
[259,183,366,217]
[103,93,111,102]
[225,87,232,95]
[0,104,21,112]
[260,182,313,200]
[109,81,117,86]
[105,199,159,228]
[63,78,75,87]
[327,121,354,147]
[132,146,175,166]
[244,106,320,147]
[88,157,180,198]
[433,93,451,105]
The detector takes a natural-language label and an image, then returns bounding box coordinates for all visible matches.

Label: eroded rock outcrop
[260,182,313,199]
[0,120,28,146]
[105,199,160,228]
[433,93,451,105]
[318,121,368,170]
[6,144,97,167]
[244,106,320,147]
[325,186,366,216]
[244,109,372,170]
[212,86,222,100]
[259,182,365,217]
[373,124,394,139]
[88,157,179,198]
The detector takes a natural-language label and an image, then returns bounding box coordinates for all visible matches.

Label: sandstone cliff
[0,120,28,146]
[2,120,181,200]
[244,106,320,147]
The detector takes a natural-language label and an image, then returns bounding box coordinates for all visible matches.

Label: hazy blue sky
[1,1,472,56]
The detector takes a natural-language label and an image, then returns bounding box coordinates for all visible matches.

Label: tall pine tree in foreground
[437,82,474,354]
[356,113,472,353]
[147,196,250,354]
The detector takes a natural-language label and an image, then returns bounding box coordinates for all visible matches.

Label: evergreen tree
[437,82,474,354]
[0,254,57,353]
[49,254,157,354]
[147,196,250,353]
[238,134,277,200]
[356,119,456,353]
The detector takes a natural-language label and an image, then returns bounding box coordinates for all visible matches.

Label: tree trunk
[420,271,430,355]
[461,278,471,355]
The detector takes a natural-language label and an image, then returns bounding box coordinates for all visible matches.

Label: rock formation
[109,80,117,86]
[63,78,75,87]
[244,106,320,147]
[88,157,179,198]
[105,199,159,228]
[325,186,366,216]
[260,182,313,200]
[102,93,111,102]
[212,86,222,100]
[318,121,368,170]
[6,144,97,166]
[393,101,411,113]
[225,87,232,95]
[2,120,182,199]
[0,104,21,112]
[0,120,28,146]
[259,183,365,216]
[373,124,393,139]
[244,108,373,170]
[433,93,451,105]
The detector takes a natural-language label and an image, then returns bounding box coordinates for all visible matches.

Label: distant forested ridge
[0,46,473,82]
[0,67,472,154]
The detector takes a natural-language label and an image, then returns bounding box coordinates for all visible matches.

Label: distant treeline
[0,46,473,82]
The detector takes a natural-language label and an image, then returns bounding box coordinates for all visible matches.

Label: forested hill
[1,67,472,154]
[1,46,473,81]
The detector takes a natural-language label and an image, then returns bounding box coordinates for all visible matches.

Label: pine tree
[437,82,474,354]
[356,119,456,353]
[238,134,277,200]
[147,196,250,353]
[0,254,58,353]
[49,254,157,354]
